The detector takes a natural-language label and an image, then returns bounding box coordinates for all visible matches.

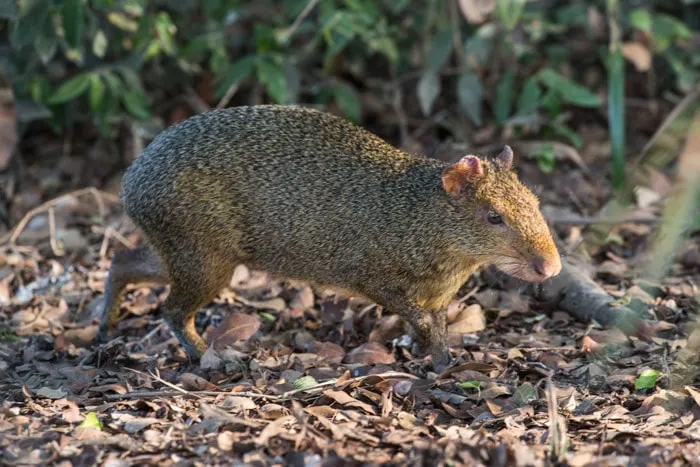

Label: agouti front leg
[159,256,235,360]
[374,291,453,373]
[98,247,168,342]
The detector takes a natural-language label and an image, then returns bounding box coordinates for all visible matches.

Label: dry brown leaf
[258,404,289,420]
[622,42,652,72]
[217,431,235,451]
[344,342,395,365]
[581,335,602,353]
[208,312,261,349]
[311,341,345,362]
[88,384,127,395]
[684,386,700,407]
[323,389,377,415]
[396,412,430,435]
[458,0,495,24]
[255,415,296,446]
[368,314,406,344]
[448,304,485,334]
[181,372,219,391]
[479,384,512,400]
[56,399,81,424]
[221,396,257,412]
[290,286,315,310]
[438,361,498,379]
[245,297,286,312]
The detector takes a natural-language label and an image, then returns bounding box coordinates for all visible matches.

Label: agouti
[98,105,562,372]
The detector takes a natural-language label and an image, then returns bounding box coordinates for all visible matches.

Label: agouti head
[441,146,562,282]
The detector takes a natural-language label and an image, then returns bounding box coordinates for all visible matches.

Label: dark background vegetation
[2,0,699,187]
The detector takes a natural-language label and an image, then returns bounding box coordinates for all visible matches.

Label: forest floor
[1,110,700,466]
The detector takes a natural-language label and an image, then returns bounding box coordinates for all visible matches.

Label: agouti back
[98,105,562,371]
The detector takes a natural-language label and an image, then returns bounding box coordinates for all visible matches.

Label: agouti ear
[496,145,513,169]
[442,155,484,196]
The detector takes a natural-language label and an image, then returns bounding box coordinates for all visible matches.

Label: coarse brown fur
[98,105,562,372]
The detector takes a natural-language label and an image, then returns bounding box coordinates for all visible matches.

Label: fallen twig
[548,214,658,225]
[104,370,419,401]
[0,187,120,246]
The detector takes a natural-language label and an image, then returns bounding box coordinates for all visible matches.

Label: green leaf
[629,8,652,33]
[417,71,440,116]
[89,75,105,112]
[496,0,526,30]
[550,121,583,149]
[122,91,151,120]
[48,74,92,104]
[107,11,138,32]
[15,100,52,123]
[63,0,85,49]
[102,72,123,96]
[517,77,542,115]
[494,70,514,125]
[216,56,255,98]
[368,36,399,64]
[537,69,602,108]
[256,59,287,104]
[294,375,318,390]
[528,144,555,173]
[209,47,231,75]
[11,0,48,49]
[35,15,58,64]
[654,14,692,41]
[458,380,481,390]
[117,67,144,93]
[0,0,17,19]
[258,311,276,322]
[464,24,496,68]
[426,28,454,72]
[333,82,362,123]
[92,30,108,58]
[457,73,484,126]
[79,412,102,429]
[154,11,177,55]
[635,369,661,390]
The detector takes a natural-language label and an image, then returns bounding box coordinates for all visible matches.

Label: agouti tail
[98,105,562,372]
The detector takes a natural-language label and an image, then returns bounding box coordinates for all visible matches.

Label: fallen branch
[539,256,653,340]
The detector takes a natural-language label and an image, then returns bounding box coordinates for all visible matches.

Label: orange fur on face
[471,159,561,281]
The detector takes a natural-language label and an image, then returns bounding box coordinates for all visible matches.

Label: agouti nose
[531,256,561,280]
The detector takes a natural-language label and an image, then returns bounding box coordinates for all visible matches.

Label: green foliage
[79,412,103,429]
[635,369,662,390]
[2,0,698,164]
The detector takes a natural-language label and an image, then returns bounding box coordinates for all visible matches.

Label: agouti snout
[98,105,561,372]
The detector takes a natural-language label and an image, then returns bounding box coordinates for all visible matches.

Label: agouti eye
[487,211,503,225]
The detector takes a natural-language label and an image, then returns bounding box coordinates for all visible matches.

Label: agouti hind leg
[98,246,168,341]
[159,257,235,360]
